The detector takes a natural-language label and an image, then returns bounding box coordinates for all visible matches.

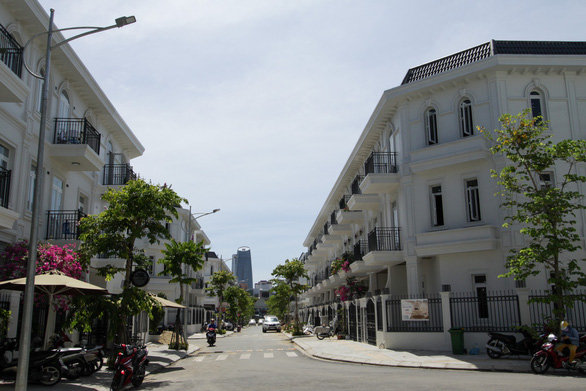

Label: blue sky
[38,0,586,281]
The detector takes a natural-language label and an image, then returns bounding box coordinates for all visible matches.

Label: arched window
[459,99,474,137]
[425,108,438,145]
[530,90,546,123]
[58,90,70,118]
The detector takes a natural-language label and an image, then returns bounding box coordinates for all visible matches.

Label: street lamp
[17,9,135,390]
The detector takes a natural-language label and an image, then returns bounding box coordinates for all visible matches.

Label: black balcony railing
[0,24,23,77]
[330,210,338,225]
[103,164,137,185]
[46,210,87,240]
[0,167,10,208]
[353,240,368,261]
[351,175,364,195]
[368,227,401,252]
[339,195,351,210]
[54,118,101,154]
[364,152,398,174]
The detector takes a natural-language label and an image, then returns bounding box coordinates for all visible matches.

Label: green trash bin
[448,328,465,355]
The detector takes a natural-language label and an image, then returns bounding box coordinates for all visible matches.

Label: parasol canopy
[149,293,185,309]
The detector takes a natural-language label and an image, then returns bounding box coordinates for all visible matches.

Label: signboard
[130,269,150,287]
[401,299,429,321]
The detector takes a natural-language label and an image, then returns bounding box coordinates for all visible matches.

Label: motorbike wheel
[316,333,325,340]
[131,364,146,387]
[39,364,61,387]
[486,339,504,359]
[64,358,85,380]
[93,357,104,372]
[110,371,124,391]
[530,354,551,374]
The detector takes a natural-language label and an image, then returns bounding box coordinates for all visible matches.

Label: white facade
[301,40,586,349]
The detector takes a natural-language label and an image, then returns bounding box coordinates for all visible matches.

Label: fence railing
[353,240,368,261]
[0,167,10,208]
[46,210,86,240]
[529,290,586,332]
[450,291,521,332]
[386,294,443,332]
[53,118,101,154]
[103,164,137,185]
[368,227,401,252]
[0,24,23,77]
[364,152,398,174]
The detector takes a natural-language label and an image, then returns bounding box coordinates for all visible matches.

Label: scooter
[315,317,338,340]
[485,328,544,358]
[0,338,62,386]
[206,327,216,347]
[110,343,149,391]
[530,334,586,374]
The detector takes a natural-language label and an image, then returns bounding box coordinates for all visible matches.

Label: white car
[248,319,257,326]
[262,315,281,333]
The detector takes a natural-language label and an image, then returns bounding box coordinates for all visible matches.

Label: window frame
[529,90,547,123]
[430,184,445,227]
[425,108,438,145]
[465,178,481,222]
[459,99,474,137]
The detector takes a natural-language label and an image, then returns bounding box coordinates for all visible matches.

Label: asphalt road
[3,326,586,390]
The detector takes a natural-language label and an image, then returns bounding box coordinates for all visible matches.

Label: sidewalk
[290,335,533,373]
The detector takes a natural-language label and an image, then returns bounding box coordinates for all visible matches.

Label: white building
[301,40,586,351]
[0,0,217,343]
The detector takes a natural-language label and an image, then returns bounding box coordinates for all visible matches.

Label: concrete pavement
[290,334,533,372]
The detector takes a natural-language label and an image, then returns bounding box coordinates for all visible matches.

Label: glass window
[425,108,438,145]
[466,179,481,222]
[430,185,444,226]
[27,164,36,212]
[0,143,9,169]
[459,99,474,137]
[539,172,554,189]
[51,177,63,210]
[530,90,546,124]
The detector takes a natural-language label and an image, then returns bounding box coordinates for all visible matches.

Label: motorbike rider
[557,320,579,366]
[207,319,217,331]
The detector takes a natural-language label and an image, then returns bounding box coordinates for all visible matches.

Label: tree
[271,258,308,335]
[158,239,207,349]
[205,270,236,329]
[266,280,292,321]
[223,286,255,327]
[78,179,187,343]
[479,110,586,325]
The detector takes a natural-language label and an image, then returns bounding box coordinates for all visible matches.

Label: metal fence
[386,294,443,332]
[450,291,520,332]
[529,290,586,332]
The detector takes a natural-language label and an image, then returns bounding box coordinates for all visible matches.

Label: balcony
[359,152,400,194]
[328,223,352,236]
[0,168,17,229]
[103,164,137,185]
[0,24,27,103]
[348,193,380,211]
[415,225,499,257]
[336,209,364,224]
[46,210,87,240]
[50,118,102,171]
[363,227,404,267]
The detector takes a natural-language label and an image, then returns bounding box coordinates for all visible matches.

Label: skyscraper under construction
[232,246,253,293]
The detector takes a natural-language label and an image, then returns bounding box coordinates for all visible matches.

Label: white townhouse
[301,40,586,351]
[0,0,218,344]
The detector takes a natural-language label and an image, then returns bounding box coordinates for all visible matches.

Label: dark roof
[401,40,586,85]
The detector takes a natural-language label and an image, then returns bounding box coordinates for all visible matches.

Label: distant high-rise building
[233,246,253,293]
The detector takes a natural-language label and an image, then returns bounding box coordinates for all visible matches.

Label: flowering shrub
[335,277,367,302]
[330,258,352,275]
[0,241,85,310]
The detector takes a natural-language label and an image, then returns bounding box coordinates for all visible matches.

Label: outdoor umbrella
[148,293,185,309]
[0,270,109,347]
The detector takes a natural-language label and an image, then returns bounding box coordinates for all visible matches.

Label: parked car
[262,315,281,333]
[248,319,257,326]
[257,319,263,325]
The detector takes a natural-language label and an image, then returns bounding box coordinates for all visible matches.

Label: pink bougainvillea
[0,241,85,310]
[335,277,367,302]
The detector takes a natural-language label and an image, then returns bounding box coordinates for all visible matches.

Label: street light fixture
[17,9,135,391]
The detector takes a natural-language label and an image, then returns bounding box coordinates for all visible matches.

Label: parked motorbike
[48,332,89,380]
[315,317,338,340]
[530,334,586,374]
[110,343,149,391]
[206,328,216,347]
[0,338,62,386]
[485,328,544,358]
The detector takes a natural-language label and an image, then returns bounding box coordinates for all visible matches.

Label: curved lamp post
[17,9,135,390]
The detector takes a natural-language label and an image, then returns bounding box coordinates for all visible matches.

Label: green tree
[205,270,236,329]
[266,280,292,321]
[480,110,586,324]
[78,179,186,342]
[224,286,255,327]
[158,239,207,349]
[271,258,308,335]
